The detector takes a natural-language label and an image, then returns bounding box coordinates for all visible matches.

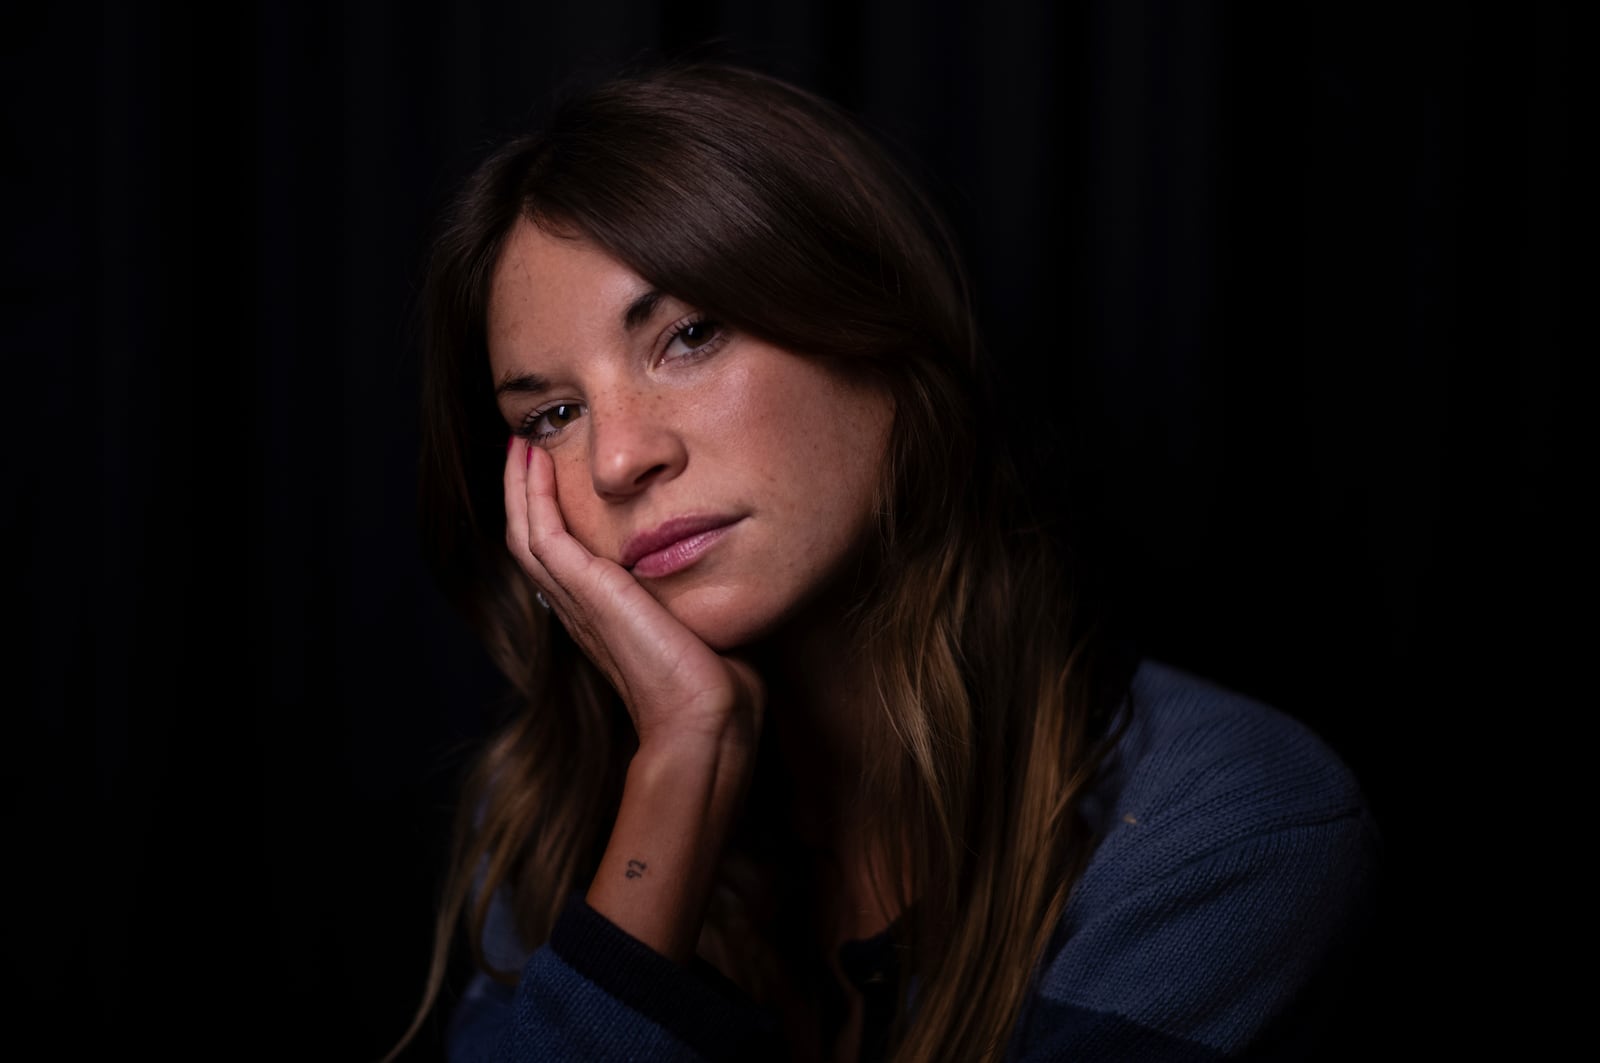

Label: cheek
[737,363,893,531]
[729,362,889,466]
[548,449,603,549]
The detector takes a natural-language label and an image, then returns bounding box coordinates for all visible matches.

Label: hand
[503,439,764,753]
[504,438,765,961]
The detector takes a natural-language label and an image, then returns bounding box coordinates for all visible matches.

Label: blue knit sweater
[447,660,1379,1061]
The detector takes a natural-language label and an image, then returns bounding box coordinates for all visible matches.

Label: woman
[400,61,1377,1062]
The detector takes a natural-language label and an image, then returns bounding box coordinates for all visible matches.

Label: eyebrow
[622,288,665,332]
[493,288,670,399]
[494,370,551,399]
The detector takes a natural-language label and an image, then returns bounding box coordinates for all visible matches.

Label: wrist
[586,731,753,963]
[629,726,756,829]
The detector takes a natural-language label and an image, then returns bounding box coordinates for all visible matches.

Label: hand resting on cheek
[502,438,766,965]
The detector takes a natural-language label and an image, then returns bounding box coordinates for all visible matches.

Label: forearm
[585,730,754,964]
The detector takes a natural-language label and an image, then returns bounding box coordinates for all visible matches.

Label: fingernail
[525,442,533,468]
[506,433,516,455]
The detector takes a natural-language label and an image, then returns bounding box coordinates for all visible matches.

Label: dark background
[9,1,1569,1058]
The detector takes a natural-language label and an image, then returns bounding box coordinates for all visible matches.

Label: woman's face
[486,218,895,651]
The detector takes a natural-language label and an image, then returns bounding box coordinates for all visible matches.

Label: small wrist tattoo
[625,859,647,880]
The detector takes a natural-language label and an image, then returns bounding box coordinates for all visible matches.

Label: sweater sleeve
[1008,811,1378,1062]
[447,895,781,1063]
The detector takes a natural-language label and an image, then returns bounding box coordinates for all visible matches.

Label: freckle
[1122,813,1139,826]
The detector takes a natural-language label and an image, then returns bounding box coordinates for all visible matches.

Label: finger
[502,437,565,604]
[504,440,577,579]
[523,444,603,583]
[509,443,617,633]
[503,434,531,554]
[524,442,569,541]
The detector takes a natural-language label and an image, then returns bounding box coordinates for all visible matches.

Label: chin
[653,582,787,654]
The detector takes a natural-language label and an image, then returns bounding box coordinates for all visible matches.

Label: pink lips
[620,515,744,579]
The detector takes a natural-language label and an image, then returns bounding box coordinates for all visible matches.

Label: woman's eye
[524,402,585,441]
[665,318,725,359]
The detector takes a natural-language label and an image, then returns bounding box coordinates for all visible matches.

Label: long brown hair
[401,60,1131,1062]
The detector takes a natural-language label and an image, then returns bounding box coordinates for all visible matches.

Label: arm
[452,442,770,1061]
[447,890,779,1063]
[464,897,778,1063]
[1008,811,1379,1062]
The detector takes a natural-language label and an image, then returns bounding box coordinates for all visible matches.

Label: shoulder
[1081,659,1374,865]
[1011,660,1380,1060]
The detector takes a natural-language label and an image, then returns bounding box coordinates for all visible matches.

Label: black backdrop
[9,1,1570,1059]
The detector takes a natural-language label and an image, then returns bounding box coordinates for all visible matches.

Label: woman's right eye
[521,402,586,442]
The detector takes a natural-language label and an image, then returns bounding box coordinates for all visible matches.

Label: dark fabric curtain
[10,1,1567,1057]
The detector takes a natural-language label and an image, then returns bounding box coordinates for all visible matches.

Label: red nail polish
[525,443,533,468]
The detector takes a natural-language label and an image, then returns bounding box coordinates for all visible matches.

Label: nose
[587,389,687,502]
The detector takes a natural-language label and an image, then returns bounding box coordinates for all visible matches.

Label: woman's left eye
[663,317,727,360]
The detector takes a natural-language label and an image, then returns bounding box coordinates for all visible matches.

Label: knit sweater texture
[447,660,1380,1061]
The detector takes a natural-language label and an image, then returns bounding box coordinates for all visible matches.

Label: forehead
[487,219,650,360]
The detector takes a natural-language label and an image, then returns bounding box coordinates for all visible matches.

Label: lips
[620,514,744,578]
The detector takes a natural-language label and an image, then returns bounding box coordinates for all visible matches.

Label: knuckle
[526,525,555,557]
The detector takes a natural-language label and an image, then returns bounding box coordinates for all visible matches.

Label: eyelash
[515,315,728,444]
[661,313,729,362]
[518,401,583,442]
